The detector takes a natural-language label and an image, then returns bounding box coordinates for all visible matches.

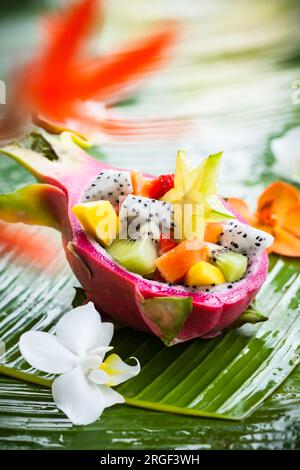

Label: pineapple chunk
[72,201,119,246]
[185,260,225,286]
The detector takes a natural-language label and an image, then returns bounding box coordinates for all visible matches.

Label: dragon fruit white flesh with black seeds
[219,221,274,256]
[81,169,133,206]
[119,194,175,240]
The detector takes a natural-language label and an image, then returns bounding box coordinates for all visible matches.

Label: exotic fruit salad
[0,132,273,344]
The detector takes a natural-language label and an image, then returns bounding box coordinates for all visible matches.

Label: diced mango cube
[185,260,225,286]
[72,200,119,246]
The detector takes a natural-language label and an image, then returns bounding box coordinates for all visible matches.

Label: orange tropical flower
[228,182,300,257]
[15,0,180,141]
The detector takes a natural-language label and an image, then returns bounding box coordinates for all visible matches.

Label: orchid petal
[19,331,77,374]
[282,206,300,238]
[100,354,140,386]
[52,366,105,425]
[226,198,256,225]
[88,368,110,385]
[55,302,114,357]
[272,226,300,257]
[257,181,300,220]
[79,355,102,371]
[90,323,114,354]
[98,385,125,408]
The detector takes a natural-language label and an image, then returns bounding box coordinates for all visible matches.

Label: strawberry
[158,174,175,197]
[131,172,174,199]
[140,178,162,198]
[142,173,174,199]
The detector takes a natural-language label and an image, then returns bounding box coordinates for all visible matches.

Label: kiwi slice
[213,250,247,282]
[107,237,157,276]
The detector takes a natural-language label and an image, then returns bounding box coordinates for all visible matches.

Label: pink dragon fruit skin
[0,133,269,344]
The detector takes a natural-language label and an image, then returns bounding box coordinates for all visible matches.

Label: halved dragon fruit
[0,132,273,345]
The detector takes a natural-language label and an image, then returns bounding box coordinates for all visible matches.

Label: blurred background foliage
[1,0,300,196]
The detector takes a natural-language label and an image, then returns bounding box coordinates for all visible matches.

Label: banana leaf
[1,0,300,450]
[0,241,299,418]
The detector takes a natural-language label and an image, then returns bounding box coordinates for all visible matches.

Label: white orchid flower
[19,302,140,425]
[271,126,300,183]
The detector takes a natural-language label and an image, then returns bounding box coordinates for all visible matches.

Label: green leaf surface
[1,369,300,450]
[0,227,299,447]
[0,0,300,450]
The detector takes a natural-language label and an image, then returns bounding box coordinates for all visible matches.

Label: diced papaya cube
[204,223,223,243]
[155,239,209,283]
[130,170,145,196]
